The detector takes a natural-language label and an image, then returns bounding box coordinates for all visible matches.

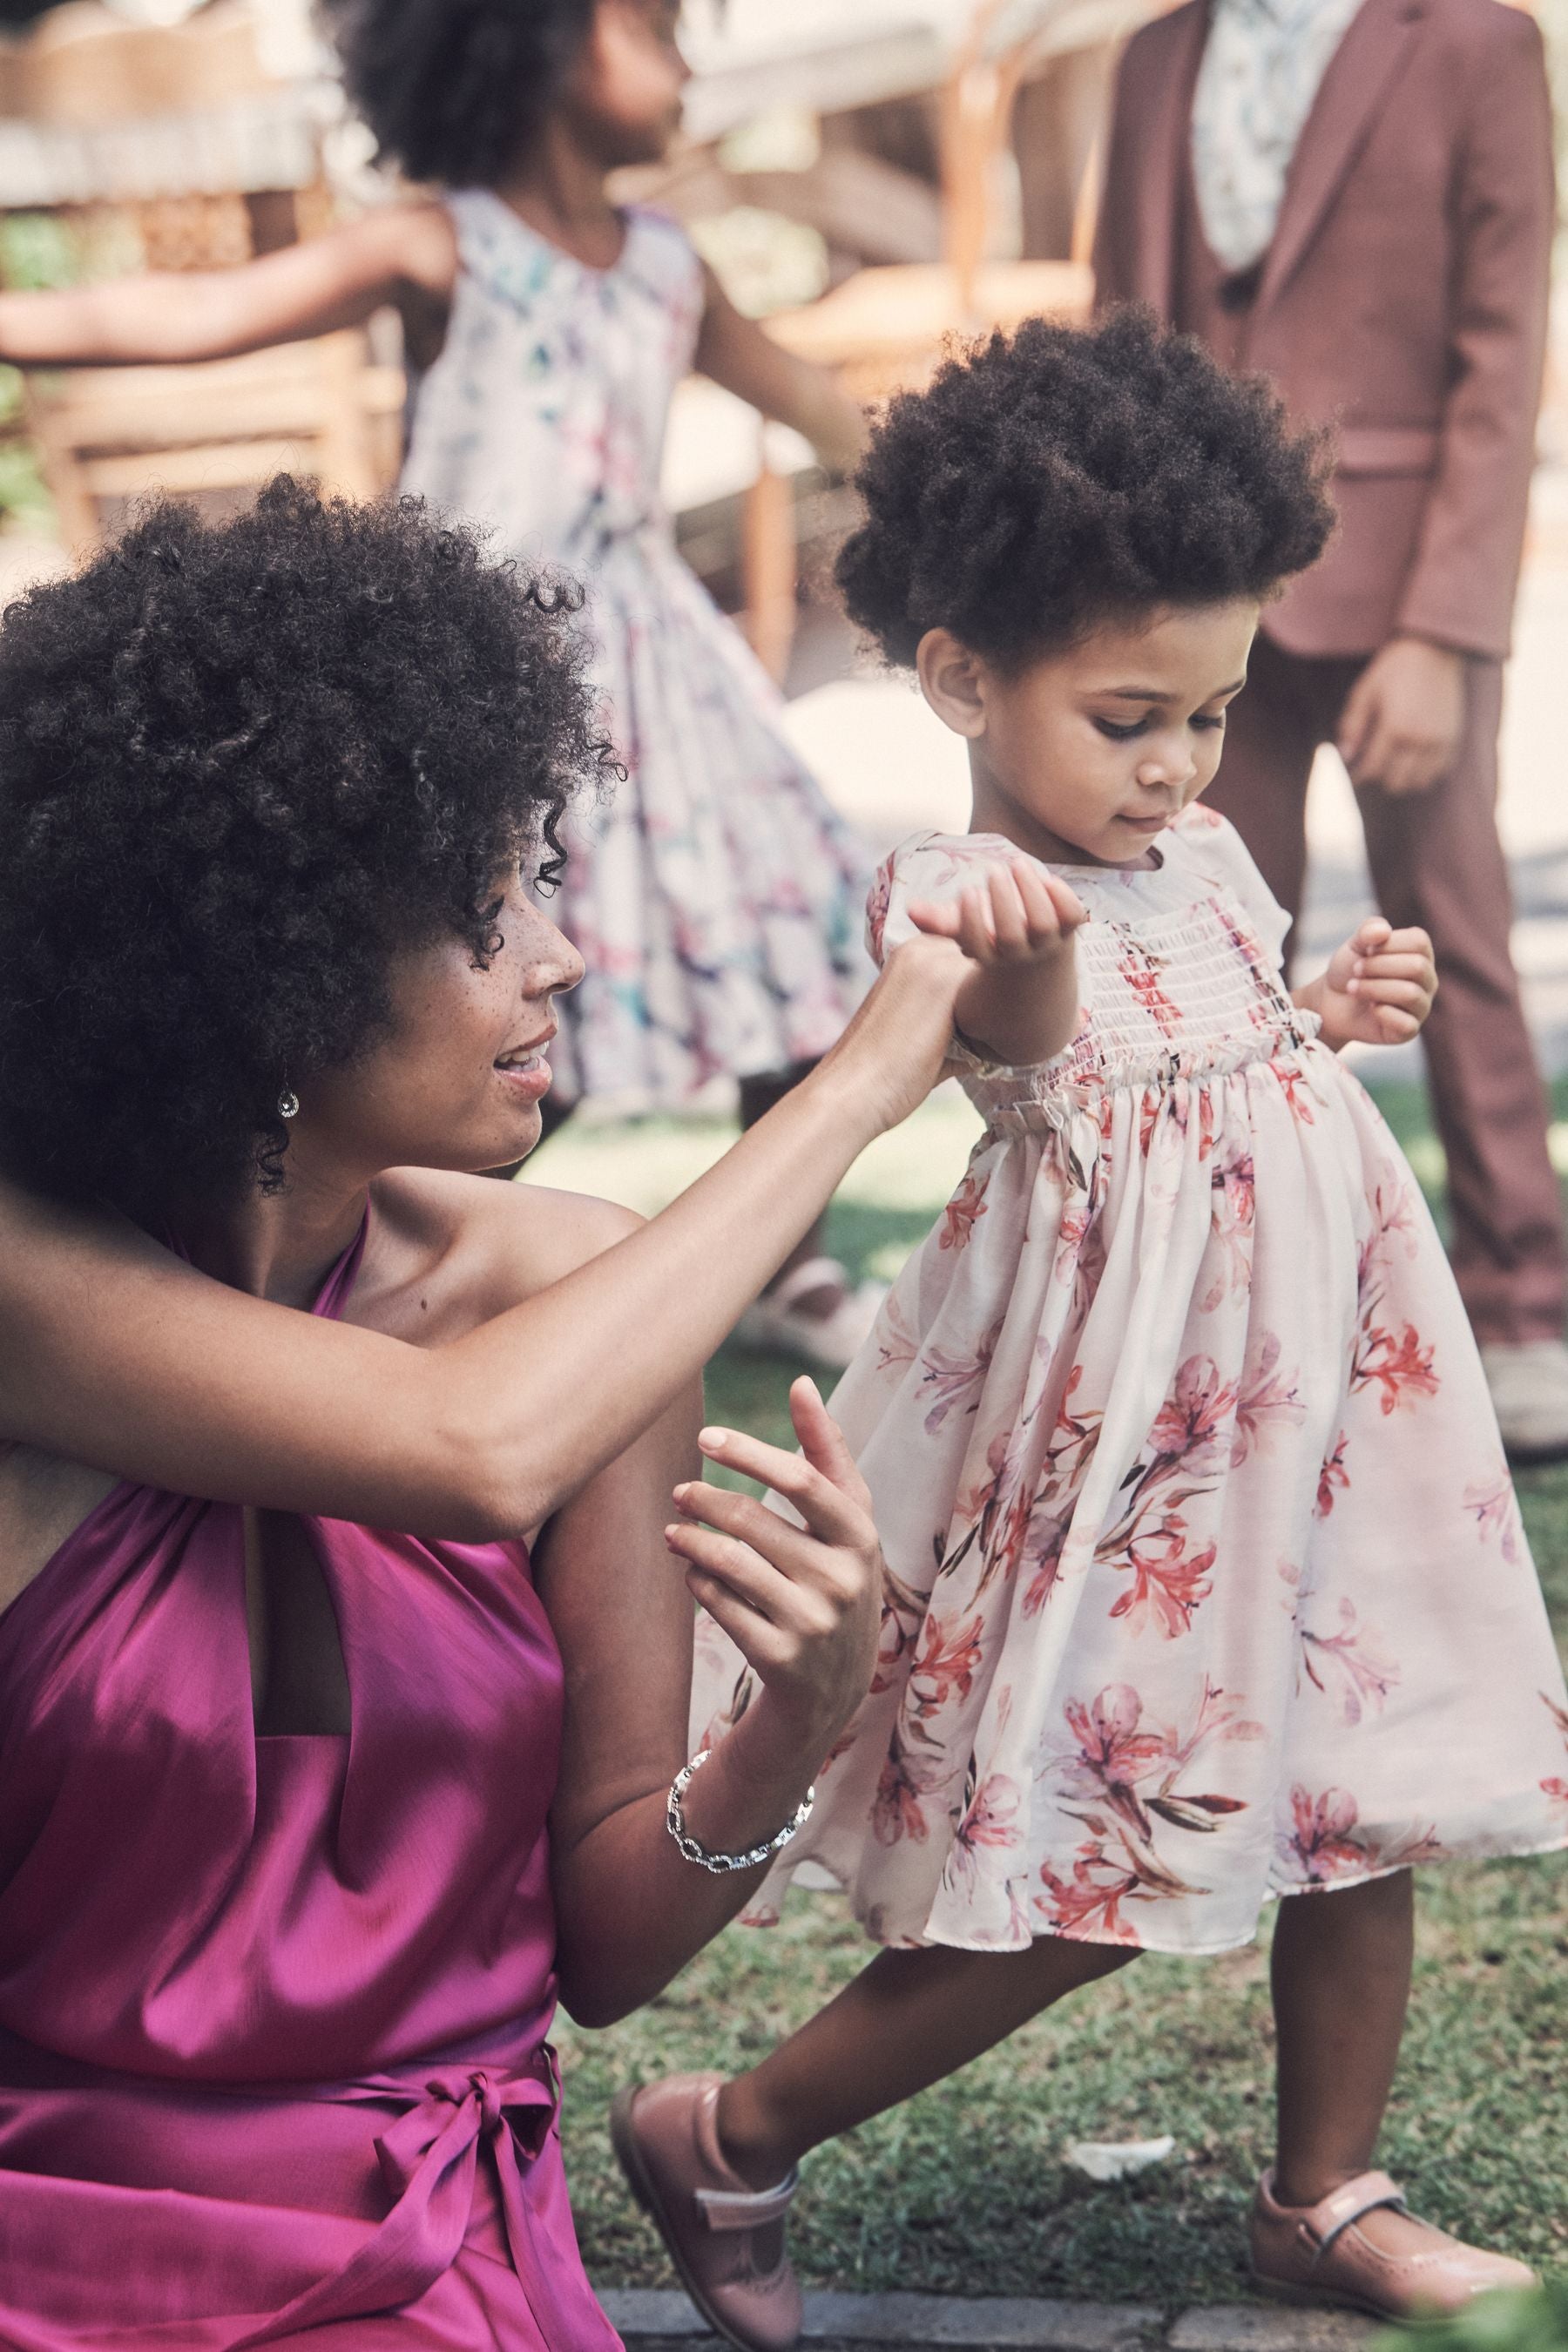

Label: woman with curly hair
[0,0,882,1367]
[0,479,976,2345]
[617,314,1562,2343]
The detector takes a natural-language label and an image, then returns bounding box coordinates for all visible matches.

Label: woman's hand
[812,930,972,1136]
[1296,916,1437,1049]
[546,1375,882,2025]
[665,1377,881,1781]
[908,858,1087,1067]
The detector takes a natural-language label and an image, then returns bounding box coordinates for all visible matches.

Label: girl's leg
[716,1933,1138,2187]
[1270,1871,1414,2213]
[617,1936,1132,2352]
[1262,1871,1533,2304]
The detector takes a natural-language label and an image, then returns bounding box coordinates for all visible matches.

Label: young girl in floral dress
[614,311,1568,2343]
[0,0,878,1361]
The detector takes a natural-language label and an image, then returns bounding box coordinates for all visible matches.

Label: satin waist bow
[232,2049,564,2346]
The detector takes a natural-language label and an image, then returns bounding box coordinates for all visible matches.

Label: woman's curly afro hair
[0,476,612,1214]
[326,0,594,188]
[837,306,1335,671]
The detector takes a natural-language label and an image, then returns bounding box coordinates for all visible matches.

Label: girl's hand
[665,1377,881,1774]
[907,858,1088,1068]
[906,858,1088,967]
[1302,916,1437,1049]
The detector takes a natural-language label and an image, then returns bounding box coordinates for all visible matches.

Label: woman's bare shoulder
[358,1167,643,1342]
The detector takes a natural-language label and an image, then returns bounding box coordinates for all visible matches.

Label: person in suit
[1092,0,1566,1461]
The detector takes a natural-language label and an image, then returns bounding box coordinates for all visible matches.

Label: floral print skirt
[693,1043,1568,1953]
[540,542,872,1108]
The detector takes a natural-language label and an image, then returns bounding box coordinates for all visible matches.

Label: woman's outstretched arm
[0,937,966,1540]
[0,202,455,366]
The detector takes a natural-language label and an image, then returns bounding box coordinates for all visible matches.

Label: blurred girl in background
[0,0,880,1363]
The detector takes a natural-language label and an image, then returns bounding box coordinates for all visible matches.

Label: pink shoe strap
[694,2168,801,2232]
[1298,2170,1408,2257]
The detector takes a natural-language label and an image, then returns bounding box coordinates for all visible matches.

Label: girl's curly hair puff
[838,305,1335,671]
[0,477,614,1214]
[325,0,594,188]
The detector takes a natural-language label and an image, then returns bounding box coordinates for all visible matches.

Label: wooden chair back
[30,336,405,554]
[0,2,402,556]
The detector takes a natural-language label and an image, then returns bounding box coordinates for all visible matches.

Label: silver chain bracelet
[666,1747,815,1875]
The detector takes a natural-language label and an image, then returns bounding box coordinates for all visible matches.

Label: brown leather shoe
[1250,2167,1538,2319]
[611,2073,803,2351]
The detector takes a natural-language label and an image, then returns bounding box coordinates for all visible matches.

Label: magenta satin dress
[0,1223,620,2348]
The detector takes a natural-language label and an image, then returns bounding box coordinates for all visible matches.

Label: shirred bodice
[869,808,1321,1130]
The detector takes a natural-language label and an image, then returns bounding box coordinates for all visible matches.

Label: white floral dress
[693,808,1568,1953]
[401,191,870,1108]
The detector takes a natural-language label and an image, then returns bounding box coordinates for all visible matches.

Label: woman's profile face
[295,880,584,1179]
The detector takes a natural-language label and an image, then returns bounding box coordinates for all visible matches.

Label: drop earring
[278,1088,300,1120]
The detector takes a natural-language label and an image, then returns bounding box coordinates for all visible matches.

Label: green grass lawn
[524,1078,1568,2307]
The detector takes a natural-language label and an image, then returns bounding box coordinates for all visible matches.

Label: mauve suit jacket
[1092,0,1555,660]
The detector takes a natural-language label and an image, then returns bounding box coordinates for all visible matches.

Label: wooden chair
[740,0,1099,678]
[0,2,402,557]
[30,335,405,554]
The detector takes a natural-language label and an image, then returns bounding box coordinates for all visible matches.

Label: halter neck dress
[401,190,871,1111]
[0,1219,618,2348]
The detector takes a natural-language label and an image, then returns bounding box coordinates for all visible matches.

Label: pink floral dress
[693,808,1568,1953]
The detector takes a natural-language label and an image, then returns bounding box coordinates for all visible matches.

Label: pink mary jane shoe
[1250,2167,1538,2320]
[611,2073,803,2352]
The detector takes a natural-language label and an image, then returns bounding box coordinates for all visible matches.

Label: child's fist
[907,859,1087,966]
[1316,916,1437,1048]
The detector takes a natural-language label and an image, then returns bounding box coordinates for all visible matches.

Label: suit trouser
[1206,631,1565,1344]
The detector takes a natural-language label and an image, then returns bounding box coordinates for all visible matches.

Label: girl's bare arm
[0,937,968,1542]
[0,203,456,367]
[693,265,867,476]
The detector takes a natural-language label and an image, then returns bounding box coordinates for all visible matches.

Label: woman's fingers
[679,1450,866,1563]
[666,1516,792,1619]
[684,1567,793,1676]
[787,1376,874,1516]
[672,1520,843,1672]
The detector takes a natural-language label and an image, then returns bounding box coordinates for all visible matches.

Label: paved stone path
[598,2288,1379,2349]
